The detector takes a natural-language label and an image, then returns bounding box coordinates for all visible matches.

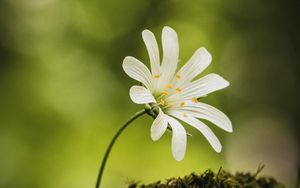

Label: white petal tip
[215,145,222,153]
[129,86,155,104]
[225,80,230,87]
[122,56,132,62]
[163,26,174,31]
[211,73,230,89]
[172,142,186,161]
[163,26,177,35]
[173,154,185,161]
[223,119,233,132]
[150,111,168,141]
[142,29,150,33]
[198,47,212,62]
[122,56,134,68]
[175,158,184,161]
[226,126,233,133]
[150,134,160,141]
[210,138,222,153]
[142,29,152,37]
[129,87,140,104]
[220,78,230,87]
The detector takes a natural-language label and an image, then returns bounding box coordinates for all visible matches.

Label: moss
[128,166,285,188]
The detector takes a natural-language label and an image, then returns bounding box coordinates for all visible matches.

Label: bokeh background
[0,0,299,187]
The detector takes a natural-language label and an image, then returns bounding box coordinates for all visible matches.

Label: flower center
[155,89,172,109]
[152,75,199,110]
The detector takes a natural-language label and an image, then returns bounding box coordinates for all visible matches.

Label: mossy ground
[128,166,285,188]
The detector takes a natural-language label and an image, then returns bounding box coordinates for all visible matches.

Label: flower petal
[129,85,156,104]
[169,110,222,153]
[142,29,160,76]
[151,110,168,141]
[122,56,153,91]
[160,26,179,85]
[171,102,232,132]
[174,47,212,87]
[174,73,229,100]
[164,115,187,161]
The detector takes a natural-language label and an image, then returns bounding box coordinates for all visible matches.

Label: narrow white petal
[129,86,156,104]
[122,56,153,91]
[164,115,187,161]
[150,110,168,141]
[174,47,212,87]
[172,102,232,132]
[160,26,179,85]
[169,111,222,153]
[142,29,160,76]
[175,73,229,100]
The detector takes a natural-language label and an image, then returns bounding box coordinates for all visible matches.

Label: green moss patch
[128,166,284,188]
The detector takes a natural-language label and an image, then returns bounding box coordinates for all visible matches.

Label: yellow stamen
[176,74,181,79]
[166,84,173,89]
[161,91,168,96]
[176,87,182,92]
[159,99,165,106]
[154,74,160,78]
[180,102,185,106]
[192,97,198,103]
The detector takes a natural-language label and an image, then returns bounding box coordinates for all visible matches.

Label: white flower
[122,26,232,161]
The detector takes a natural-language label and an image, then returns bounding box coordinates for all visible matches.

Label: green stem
[95,109,147,188]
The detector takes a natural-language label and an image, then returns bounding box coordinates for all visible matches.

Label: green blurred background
[0,0,299,187]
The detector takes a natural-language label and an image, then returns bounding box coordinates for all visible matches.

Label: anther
[176,74,181,79]
[161,91,168,96]
[159,99,165,106]
[192,97,198,103]
[166,84,173,89]
[168,103,174,108]
[176,87,182,92]
[154,74,160,78]
[180,102,185,106]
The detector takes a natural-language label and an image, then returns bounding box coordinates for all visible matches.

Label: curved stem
[95,109,147,188]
